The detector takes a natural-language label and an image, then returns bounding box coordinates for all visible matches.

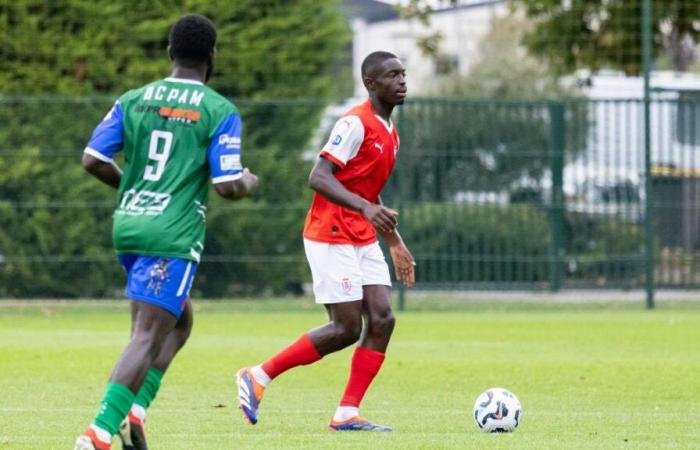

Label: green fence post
[548,102,565,292]
[642,0,655,309]
[397,103,406,311]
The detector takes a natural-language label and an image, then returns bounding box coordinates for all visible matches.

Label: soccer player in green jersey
[74,15,258,450]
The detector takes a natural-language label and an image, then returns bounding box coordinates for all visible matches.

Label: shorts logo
[341,277,352,293]
[332,134,342,145]
[147,258,171,295]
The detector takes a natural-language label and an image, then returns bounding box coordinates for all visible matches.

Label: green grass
[1,297,700,449]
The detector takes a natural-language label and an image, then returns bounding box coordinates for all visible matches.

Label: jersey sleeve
[84,100,124,162]
[208,112,243,184]
[320,115,364,168]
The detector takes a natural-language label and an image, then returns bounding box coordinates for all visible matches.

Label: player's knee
[370,309,395,337]
[332,319,362,347]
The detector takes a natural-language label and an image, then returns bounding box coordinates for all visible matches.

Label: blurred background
[1,0,699,307]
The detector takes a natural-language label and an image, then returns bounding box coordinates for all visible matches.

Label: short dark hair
[169,14,217,65]
[361,51,398,78]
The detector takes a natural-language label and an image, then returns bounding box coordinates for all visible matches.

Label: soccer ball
[473,387,522,432]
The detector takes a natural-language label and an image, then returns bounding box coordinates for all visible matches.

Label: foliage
[395,0,459,60]
[390,17,586,207]
[0,0,350,97]
[431,15,577,99]
[397,202,643,286]
[0,1,350,297]
[400,202,551,284]
[512,0,700,74]
[563,213,644,286]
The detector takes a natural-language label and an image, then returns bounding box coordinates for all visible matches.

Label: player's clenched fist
[241,168,259,195]
[361,203,398,233]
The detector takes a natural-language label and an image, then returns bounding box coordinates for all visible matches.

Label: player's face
[372,59,407,105]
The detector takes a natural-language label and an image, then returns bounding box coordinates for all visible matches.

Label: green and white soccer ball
[473,387,522,432]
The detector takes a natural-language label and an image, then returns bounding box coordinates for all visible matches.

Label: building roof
[341,0,399,24]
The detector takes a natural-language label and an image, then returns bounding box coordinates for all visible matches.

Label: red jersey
[303,99,400,245]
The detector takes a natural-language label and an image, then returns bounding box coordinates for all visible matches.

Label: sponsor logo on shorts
[147,258,171,296]
[332,134,342,145]
[341,277,352,293]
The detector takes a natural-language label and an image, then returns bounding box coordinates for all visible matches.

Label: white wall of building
[352,1,507,95]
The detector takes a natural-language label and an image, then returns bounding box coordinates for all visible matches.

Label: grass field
[1,297,700,449]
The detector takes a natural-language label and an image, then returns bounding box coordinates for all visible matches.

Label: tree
[0,0,350,297]
[394,0,462,60]
[0,0,349,97]
[512,0,700,75]
[391,15,584,203]
[431,15,575,99]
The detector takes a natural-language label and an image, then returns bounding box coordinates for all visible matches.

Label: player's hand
[241,168,259,195]
[390,243,415,288]
[361,203,398,233]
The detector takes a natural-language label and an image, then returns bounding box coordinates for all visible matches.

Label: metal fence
[2,96,700,298]
[387,97,700,292]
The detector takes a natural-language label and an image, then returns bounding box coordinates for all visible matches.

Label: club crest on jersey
[332,135,342,145]
[147,259,171,296]
[341,277,352,293]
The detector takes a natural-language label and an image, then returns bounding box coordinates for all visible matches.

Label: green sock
[134,367,164,410]
[93,382,135,436]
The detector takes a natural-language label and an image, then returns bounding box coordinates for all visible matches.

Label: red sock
[261,333,322,380]
[339,347,386,407]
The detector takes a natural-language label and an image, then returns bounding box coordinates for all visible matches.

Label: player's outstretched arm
[82,153,122,189]
[309,157,398,233]
[214,168,259,201]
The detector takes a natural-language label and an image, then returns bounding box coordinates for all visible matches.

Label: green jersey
[85,77,244,262]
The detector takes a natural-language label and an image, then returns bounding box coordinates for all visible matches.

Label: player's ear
[363,76,375,92]
[167,45,174,62]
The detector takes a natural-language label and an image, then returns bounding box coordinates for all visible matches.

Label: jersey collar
[365,99,393,132]
[164,77,204,86]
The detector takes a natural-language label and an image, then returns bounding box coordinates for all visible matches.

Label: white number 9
[144,130,173,181]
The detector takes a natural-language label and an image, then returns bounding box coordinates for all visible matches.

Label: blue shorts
[118,255,197,318]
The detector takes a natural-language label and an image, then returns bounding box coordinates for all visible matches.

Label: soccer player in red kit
[237,51,415,431]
